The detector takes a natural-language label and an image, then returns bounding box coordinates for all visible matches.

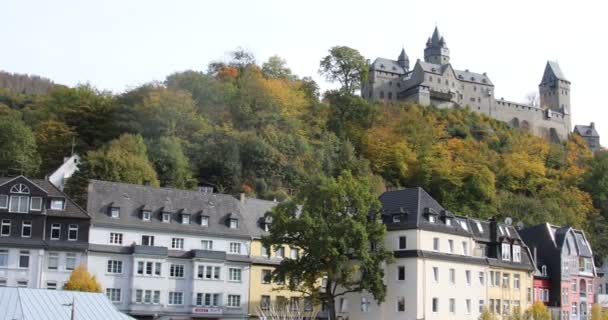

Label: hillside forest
[1,48,607,262]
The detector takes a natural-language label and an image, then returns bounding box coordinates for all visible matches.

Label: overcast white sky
[1,0,605,144]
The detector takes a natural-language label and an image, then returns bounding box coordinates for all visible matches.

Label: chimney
[591,122,595,129]
[143,180,150,186]
[533,246,538,266]
[240,193,245,203]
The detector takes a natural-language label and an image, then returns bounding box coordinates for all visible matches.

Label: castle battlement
[362,26,574,142]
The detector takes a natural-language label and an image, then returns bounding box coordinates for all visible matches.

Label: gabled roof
[398,48,409,63]
[574,124,599,137]
[0,287,134,320]
[414,60,493,86]
[370,58,407,75]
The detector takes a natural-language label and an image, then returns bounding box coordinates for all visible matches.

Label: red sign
[192,307,223,314]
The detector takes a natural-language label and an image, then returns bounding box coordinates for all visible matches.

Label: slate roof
[415,61,493,85]
[574,124,599,137]
[0,176,89,219]
[547,61,568,81]
[370,58,407,75]
[87,180,275,239]
[0,287,134,320]
[398,48,409,64]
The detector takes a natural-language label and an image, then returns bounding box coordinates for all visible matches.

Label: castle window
[380,91,385,99]
[388,92,393,100]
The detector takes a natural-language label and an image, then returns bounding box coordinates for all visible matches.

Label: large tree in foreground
[63,265,102,292]
[319,46,368,94]
[262,171,392,320]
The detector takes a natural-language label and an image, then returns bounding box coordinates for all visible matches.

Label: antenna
[504,217,513,226]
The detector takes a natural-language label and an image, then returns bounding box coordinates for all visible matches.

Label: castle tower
[398,47,410,71]
[539,61,571,114]
[424,26,450,65]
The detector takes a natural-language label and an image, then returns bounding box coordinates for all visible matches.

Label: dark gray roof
[370,58,407,75]
[242,197,277,238]
[0,176,89,219]
[547,61,567,81]
[398,48,409,63]
[574,124,599,137]
[87,180,275,239]
[454,69,493,85]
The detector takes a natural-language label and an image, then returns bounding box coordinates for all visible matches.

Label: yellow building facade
[487,266,534,319]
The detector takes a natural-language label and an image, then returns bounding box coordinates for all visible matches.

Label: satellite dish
[504,217,513,226]
[516,221,525,230]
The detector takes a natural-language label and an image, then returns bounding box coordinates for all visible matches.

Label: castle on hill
[362,27,591,144]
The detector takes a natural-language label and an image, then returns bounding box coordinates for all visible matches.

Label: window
[339,298,348,312]
[229,218,239,229]
[107,260,123,274]
[397,296,405,312]
[432,297,439,313]
[135,289,161,304]
[513,245,521,262]
[572,279,577,292]
[65,253,76,270]
[449,298,455,313]
[229,268,242,281]
[466,270,471,286]
[171,238,184,249]
[398,236,406,249]
[0,249,7,267]
[20,220,32,238]
[541,265,547,276]
[462,241,468,255]
[1,219,10,236]
[260,269,272,284]
[68,224,78,240]
[290,248,299,259]
[392,215,400,223]
[479,300,485,313]
[398,266,405,281]
[9,195,29,213]
[502,243,511,261]
[106,288,121,302]
[170,264,185,278]
[46,281,57,290]
[19,250,29,268]
[10,183,29,193]
[446,218,452,226]
[109,232,123,245]
[142,235,154,246]
[479,271,485,285]
[228,294,241,308]
[257,295,270,310]
[30,197,42,211]
[229,242,242,254]
[361,297,370,312]
[197,265,221,280]
[200,215,209,226]
[572,303,577,316]
[0,195,7,209]
[433,267,439,283]
[261,245,270,257]
[142,210,151,221]
[494,271,501,287]
[514,274,520,289]
[429,215,436,223]
[276,247,285,258]
[17,280,28,288]
[50,224,60,240]
[110,207,120,218]
[448,240,454,253]
[527,288,532,303]
[466,299,471,314]
[48,252,59,270]
[449,268,455,285]
[304,297,313,311]
[182,214,190,224]
[162,212,171,223]
[502,273,510,288]
[50,199,64,210]
[433,238,440,251]
[201,240,213,250]
[168,292,184,305]
[196,293,220,307]
[0,279,5,287]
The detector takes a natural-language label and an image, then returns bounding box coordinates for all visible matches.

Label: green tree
[33,119,77,175]
[584,150,608,215]
[524,301,551,320]
[262,171,393,320]
[63,265,102,292]
[262,55,294,80]
[0,116,40,176]
[319,46,368,94]
[148,136,196,189]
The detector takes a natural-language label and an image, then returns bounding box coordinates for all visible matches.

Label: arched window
[521,120,530,131]
[511,118,520,128]
[10,184,30,194]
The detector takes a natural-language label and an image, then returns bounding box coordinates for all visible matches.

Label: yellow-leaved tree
[524,301,551,320]
[479,307,497,320]
[63,265,102,292]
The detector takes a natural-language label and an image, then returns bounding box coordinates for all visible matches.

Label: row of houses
[0,174,603,320]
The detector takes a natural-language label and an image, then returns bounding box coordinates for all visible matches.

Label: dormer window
[501,243,511,261]
[392,215,401,223]
[182,214,191,225]
[264,223,270,232]
[110,207,120,218]
[162,212,171,223]
[459,220,468,231]
[429,216,436,223]
[513,245,521,263]
[445,218,452,226]
[541,265,547,276]
[475,221,483,232]
[229,218,239,229]
[200,215,209,227]
[30,197,42,211]
[50,199,64,211]
[142,210,151,221]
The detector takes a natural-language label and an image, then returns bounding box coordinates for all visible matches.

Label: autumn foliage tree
[63,265,102,292]
[524,301,551,320]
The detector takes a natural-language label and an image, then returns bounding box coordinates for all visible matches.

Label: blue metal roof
[0,287,134,320]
